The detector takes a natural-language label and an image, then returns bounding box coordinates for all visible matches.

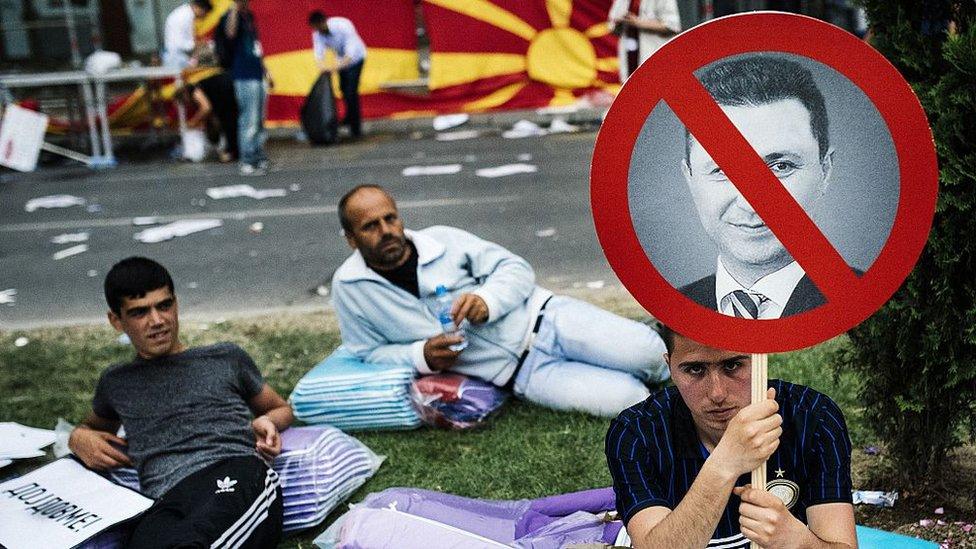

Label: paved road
[0,130,623,329]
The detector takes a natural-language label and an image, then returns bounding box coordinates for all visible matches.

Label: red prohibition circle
[590,12,939,353]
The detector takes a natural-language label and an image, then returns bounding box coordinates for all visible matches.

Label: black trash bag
[301,74,339,145]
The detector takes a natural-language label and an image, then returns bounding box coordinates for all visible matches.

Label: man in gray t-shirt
[92,342,267,498]
[69,257,294,548]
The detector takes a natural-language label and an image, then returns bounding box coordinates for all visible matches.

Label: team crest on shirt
[215,476,238,494]
[766,469,799,509]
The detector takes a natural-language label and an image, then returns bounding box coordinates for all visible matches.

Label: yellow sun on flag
[426,0,619,109]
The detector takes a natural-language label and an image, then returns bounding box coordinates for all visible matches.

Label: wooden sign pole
[750,352,769,549]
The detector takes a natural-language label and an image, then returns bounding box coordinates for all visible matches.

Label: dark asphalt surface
[0,129,623,329]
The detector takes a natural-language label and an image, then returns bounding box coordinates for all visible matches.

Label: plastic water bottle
[435,285,467,351]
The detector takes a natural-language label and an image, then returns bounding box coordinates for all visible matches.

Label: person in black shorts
[68,257,294,548]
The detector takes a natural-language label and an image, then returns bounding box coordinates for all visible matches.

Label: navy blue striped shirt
[605,380,852,548]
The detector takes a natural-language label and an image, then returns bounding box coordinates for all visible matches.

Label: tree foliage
[835,1,976,480]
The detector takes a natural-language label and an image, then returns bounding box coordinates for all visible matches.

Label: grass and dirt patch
[1,290,972,547]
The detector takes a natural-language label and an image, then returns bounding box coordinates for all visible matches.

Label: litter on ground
[548,117,580,134]
[503,120,546,139]
[132,216,160,226]
[475,163,538,178]
[435,130,481,142]
[0,289,17,305]
[134,219,223,244]
[402,164,463,177]
[206,184,287,200]
[52,244,89,260]
[50,232,90,245]
[24,195,86,213]
[432,113,470,131]
[852,491,898,508]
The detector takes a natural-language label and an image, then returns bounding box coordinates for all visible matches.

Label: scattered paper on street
[503,120,546,139]
[52,244,88,260]
[206,184,287,200]
[435,130,481,142]
[475,163,538,178]
[134,219,223,244]
[24,195,86,213]
[50,232,89,245]
[0,422,56,460]
[132,216,160,226]
[0,289,16,305]
[432,113,469,131]
[536,104,581,116]
[535,227,557,238]
[548,117,580,134]
[14,337,28,347]
[586,280,606,290]
[402,164,463,177]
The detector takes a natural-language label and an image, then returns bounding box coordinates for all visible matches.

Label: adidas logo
[215,476,238,494]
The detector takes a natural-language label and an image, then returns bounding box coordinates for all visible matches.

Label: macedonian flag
[103,0,621,129]
[422,0,620,112]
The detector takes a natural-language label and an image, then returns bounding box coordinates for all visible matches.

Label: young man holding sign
[605,326,856,548]
[68,257,293,548]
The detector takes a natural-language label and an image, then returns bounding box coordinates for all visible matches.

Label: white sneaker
[239,164,266,177]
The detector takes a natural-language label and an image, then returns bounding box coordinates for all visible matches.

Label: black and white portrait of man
[628,53,899,319]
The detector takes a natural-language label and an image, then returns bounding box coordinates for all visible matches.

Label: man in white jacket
[330,185,670,417]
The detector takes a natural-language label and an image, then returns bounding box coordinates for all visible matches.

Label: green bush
[834,1,976,480]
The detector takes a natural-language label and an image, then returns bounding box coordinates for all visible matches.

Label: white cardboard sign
[0,104,49,172]
[0,458,153,549]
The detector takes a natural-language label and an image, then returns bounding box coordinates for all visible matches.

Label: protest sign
[0,458,153,549]
[0,104,48,172]
[591,13,938,531]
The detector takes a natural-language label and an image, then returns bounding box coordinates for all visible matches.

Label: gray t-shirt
[92,343,265,498]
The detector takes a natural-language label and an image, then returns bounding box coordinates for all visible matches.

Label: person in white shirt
[308,10,367,138]
[162,0,212,69]
[679,55,845,319]
[608,0,681,81]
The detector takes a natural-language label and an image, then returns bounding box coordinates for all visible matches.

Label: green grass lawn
[1,294,966,547]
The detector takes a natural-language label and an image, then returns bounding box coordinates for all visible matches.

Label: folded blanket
[290,347,421,431]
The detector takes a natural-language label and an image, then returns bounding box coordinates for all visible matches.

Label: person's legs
[535,296,669,382]
[128,498,193,549]
[514,354,650,416]
[510,296,668,416]
[213,77,239,160]
[254,80,268,164]
[234,79,260,168]
[127,456,283,549]
[338,60,363,137]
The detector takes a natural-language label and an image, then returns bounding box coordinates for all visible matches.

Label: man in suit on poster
[679,54,842,319]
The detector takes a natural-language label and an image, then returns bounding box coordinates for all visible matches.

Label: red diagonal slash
[664,70,860,303]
